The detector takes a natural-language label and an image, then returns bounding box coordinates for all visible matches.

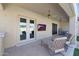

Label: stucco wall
[0,5,68,48]
[60,20,69,32]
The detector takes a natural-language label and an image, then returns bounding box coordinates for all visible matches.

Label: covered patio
[0,3,76,56]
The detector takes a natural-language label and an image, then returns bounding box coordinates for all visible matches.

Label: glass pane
[20,18,26,23]
[20,18,26,40]
[30,20,34,38]
[30,20,34,23]
[52,23,57,35]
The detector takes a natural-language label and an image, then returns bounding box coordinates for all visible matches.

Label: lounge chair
[66,34,73,45]
[65,34,74,51]
[41,37,67,56]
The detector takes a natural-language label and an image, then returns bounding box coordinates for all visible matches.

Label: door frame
[17,15,37,45]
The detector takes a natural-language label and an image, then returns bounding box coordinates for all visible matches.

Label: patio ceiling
[2,3,69,21]
[59,3,75,17]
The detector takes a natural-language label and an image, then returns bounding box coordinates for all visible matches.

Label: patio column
[69,16,77,44]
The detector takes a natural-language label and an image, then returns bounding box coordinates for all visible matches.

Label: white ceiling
[4,3,69,21]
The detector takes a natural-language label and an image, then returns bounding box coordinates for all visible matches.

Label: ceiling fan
[47,9,62,21]
[47,9,58,19]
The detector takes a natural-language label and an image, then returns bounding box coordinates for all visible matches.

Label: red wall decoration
[37,24,46,31]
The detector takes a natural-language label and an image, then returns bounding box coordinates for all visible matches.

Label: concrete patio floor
[3,40,63,56]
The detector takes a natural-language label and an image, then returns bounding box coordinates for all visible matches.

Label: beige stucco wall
[0,5,68,48]
[60,20,69,32]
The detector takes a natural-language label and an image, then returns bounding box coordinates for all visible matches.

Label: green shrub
[74,48,79,56]
[77,36,79,41]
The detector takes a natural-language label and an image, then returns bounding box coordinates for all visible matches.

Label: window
[52,23,57,35]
